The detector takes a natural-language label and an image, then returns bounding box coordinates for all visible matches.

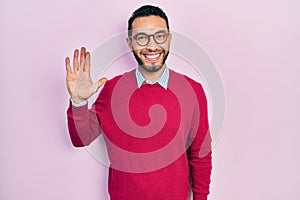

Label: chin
[141,63,164,73]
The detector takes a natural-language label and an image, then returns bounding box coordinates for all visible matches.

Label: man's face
[127,15,172,73]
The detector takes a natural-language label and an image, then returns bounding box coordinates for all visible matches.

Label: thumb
[95,77,108,91]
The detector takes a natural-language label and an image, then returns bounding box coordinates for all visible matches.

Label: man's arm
[65,47,107,147]
[67,100,100,147]
[187,83,212,200]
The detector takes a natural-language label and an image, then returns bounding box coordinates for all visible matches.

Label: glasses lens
[136,34,149,46]
[154,31,168,44]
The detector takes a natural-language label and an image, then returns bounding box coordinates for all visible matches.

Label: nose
[146,35,159,51]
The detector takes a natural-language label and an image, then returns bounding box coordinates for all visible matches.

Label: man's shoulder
[169,68,203,89]
[168,68,207,105]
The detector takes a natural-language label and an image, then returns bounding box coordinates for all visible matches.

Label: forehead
[131,15,168,32]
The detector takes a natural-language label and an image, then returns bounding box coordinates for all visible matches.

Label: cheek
[162,43,170,51]
[132,43,144,51]
[133,49,143,58]
[162,40,171,50]
[133,49,141,55]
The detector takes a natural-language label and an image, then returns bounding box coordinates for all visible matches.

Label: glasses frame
[130,30,170,46]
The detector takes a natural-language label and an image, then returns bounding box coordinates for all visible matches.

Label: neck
[138,64,166,83]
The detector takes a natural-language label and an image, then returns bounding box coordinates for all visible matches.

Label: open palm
[65,47,107,104]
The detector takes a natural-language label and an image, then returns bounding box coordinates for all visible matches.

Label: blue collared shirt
[135,67,169,90]
[71,67,169,107]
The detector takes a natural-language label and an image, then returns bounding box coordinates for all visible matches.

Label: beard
[133,50,170,73]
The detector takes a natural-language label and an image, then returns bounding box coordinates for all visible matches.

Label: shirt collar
[135,66,169,90]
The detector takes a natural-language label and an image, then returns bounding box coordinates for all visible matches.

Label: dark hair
[128,5,169,36]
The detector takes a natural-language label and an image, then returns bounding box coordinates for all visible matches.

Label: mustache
[140,49,164,54]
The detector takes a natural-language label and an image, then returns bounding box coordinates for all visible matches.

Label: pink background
[1,0,299,199]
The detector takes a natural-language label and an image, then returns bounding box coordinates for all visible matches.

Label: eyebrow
[133,30,167,36]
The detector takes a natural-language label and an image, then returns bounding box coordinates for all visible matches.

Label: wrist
[70,98,88,107]
[71,97,87,104]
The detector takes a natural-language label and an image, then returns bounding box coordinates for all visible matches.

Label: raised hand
[65,47,107,104]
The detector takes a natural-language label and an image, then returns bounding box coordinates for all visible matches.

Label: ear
[126,37,133,51]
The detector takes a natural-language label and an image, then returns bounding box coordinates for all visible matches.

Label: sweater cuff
[193,193,208,200]
[68,99,89,121]
[70,98,88,107]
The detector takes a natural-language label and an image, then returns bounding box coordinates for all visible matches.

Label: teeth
[145,54,160,59]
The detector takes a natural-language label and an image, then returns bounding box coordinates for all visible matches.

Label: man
[66,5,212,200]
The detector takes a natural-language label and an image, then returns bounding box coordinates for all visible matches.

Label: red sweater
[67,69,212,200]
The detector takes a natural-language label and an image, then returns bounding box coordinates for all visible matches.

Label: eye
[154,31,167,41]
[136,34,148,41]
[156,33,165,39]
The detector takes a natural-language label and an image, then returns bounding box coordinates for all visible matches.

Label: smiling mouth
[142,53,162,62]
[144,53,161,59]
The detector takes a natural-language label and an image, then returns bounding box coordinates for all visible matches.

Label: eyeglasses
[130,30,170,46]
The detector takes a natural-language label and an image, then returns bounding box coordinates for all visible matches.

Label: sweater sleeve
[187,83,212,200]
[66,81,109,147]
